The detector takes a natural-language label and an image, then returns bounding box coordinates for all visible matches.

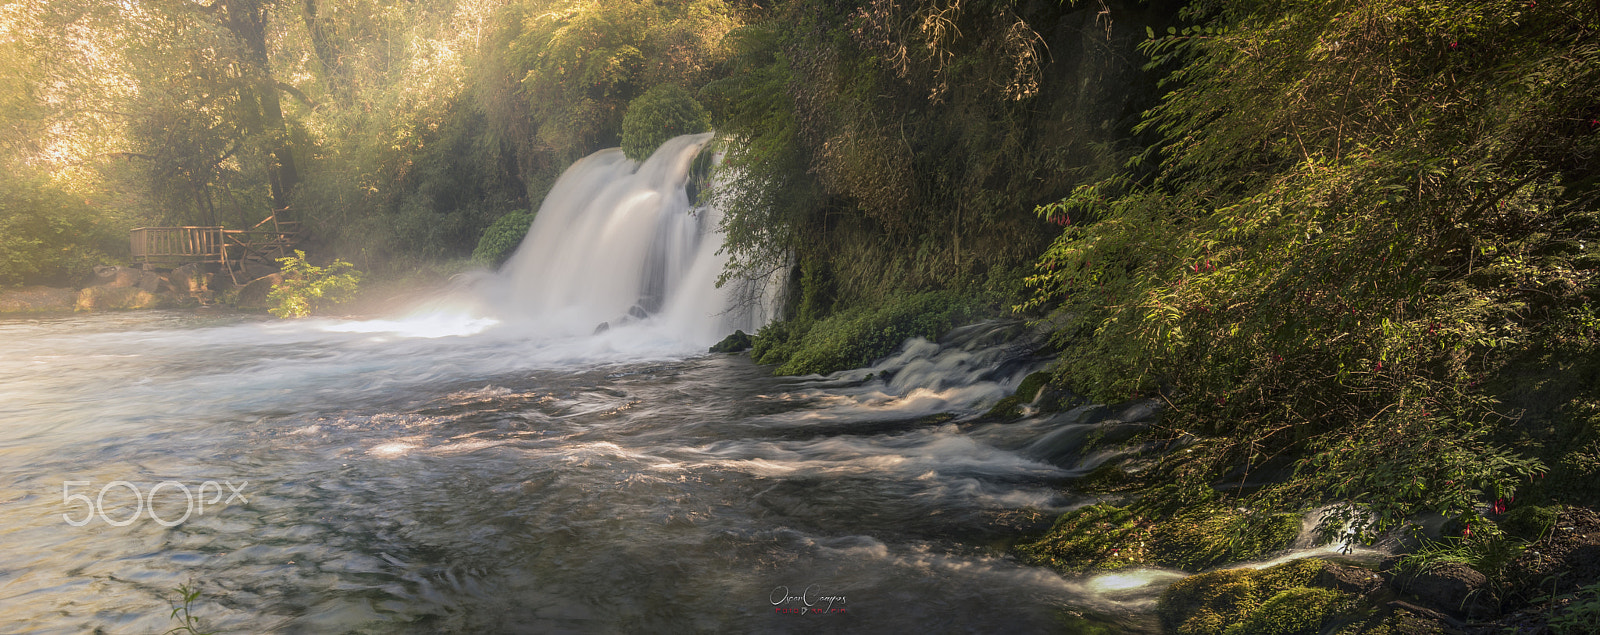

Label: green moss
[1014,504,1149,572]
[709,329,752,353]
[1149,508,1303,571]
[1159,560,1348,635]
[1076,462,1132,493]
[1018,504,1305,574]
[750,290,981,375]
[1224,587,1348,635]
[985,370,1054,420]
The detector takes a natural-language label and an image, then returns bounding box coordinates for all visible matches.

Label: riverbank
[955,353,1600,634]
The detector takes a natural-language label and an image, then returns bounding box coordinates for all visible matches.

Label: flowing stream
[0,136,1188,633]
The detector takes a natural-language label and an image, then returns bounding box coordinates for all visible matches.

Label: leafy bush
[1024,0,1597,538]
[0,174,122,288]
[621,84,711,161]
[268,250,362,318]
[472,208,534,266]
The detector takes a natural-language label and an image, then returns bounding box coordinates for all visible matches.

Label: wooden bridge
[130,216,302,283]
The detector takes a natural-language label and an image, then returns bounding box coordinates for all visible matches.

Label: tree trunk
[219,0,300,219]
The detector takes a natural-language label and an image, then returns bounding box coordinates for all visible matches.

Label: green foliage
[0,174,122,287]
[1500,505,1560,542]
[1550,582,1600,635]
[472,208,535,266]
[1026,0,1600,538]
[163,583,215,635]
[268,250,362,318]
[708,0,1149,312]
[1395,526,1528,590]
[750,290,980,375]
[621,84,710,161]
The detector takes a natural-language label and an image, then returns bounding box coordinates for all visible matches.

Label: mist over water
[0,137,1191,633]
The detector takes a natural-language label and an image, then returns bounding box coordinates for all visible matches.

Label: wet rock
[235,273,283,310]
[1313,561,1386,596]
[593,321,610,335]
[169,263,211,295]
[1393,562,1497,619]
[75,286,164,311]
[93,265,141,288]
[710,329,752,353]
[137,270,166,294]
[0,286,76,313]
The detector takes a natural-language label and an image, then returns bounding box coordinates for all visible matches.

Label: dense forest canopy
[0,0,1157,284]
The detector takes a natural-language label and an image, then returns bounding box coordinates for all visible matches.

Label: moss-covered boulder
[1015,504,1304,573]
[710,329,753,353]
[75,285,166,311]
[1015,504,1149,571]
[1158,559,1351,635]
[985,370,1053,420]
[1151,508,1304,571]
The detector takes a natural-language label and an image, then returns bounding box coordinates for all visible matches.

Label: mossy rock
[1498,504,1559,541]
[1014,504,1150,572]
[1159,559,1349,635]
[752,291,980,375]
[710,329,753,353]
[1076,462,1133,493]
[985,370,1053,420]
[1018,504,1304,573]
[1224,587,1348,635]
[1149,508,1303,570]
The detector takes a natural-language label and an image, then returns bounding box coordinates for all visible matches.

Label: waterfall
[481,133,775,348]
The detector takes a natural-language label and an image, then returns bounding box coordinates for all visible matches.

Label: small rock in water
[709,330,752,353]
[593,321,610,335]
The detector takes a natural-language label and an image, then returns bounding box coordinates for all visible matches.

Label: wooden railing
[130,216,303,283]
[129,227,227,264]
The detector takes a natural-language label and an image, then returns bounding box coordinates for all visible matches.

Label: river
[0,310,1176,633]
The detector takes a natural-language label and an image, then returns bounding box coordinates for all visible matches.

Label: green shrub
[1551,582,1600,635]
[0,174,122,288]
[268,250,362,318]
[1499,505,1559,542]
[472,208,534,266]
[620,84,711,162]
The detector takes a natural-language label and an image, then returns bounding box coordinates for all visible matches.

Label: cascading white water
[482,132,773,347]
